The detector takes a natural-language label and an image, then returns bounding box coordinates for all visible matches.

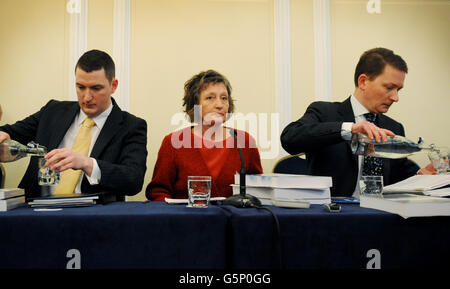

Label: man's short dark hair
[75,49,115,83]
[183,70,235,122]
[354,47,408,87]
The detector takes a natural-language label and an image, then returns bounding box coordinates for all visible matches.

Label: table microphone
[221,128,261,208]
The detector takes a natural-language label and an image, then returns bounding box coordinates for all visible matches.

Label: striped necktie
[53,117,96,195]
[362,113,383,176]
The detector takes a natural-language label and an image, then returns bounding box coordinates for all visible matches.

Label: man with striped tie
[0,50,147,200]
[281,47,434,197]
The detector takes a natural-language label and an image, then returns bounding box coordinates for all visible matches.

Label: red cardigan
[146,127,263,201]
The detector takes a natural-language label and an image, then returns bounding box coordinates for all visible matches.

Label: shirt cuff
[86,158,101,185]
[341,122,354,141]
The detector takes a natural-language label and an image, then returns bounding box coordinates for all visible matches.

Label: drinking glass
[428,147,449,174]
[187,176,211,208]
[38,158,60,186]
[360,175,383,197]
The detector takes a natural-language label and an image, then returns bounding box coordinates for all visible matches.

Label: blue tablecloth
[0,202,228,269]
[224,204,450,269]
[1,202,449,269]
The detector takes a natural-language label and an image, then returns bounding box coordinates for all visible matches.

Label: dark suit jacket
[0,98,147,200]
[280,97,419,197]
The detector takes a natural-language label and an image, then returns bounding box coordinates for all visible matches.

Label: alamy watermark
[367,0,381,14]
[66,248,81,269]
[66,0,81,14]
[170,105,281,160]
[366,248,381,269]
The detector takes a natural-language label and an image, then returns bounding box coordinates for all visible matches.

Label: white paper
[423,187,450,197]
[383,175,450,193]
[165,197,226,204]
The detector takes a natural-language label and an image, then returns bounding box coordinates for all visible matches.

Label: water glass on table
[360,175,383,197]
[187,176,211,208]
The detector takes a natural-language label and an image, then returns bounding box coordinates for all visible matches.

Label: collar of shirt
[350,94,370,122]
[76,102,113,130]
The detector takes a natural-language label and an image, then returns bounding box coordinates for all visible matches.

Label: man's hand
[44,148,94,177]
[0,131,11,143]
[417,163,438,175]
[351,121,395,142]
[0,131,11,161]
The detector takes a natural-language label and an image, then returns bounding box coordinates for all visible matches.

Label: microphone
[221,128,261,208]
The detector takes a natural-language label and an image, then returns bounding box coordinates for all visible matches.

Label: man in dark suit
[0,50,147,200]
[281,47,433,197]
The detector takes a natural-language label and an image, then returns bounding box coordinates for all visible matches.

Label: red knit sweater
[146,127,263,201]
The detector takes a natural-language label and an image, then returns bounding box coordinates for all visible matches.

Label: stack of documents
[233,173,332,207]
[0,188,26,211]
[28,193,107,208]
[360,194,450,219]
[383,175,450,197]
[361,175,450,218]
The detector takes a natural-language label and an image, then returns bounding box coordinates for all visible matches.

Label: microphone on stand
[221,128,261,208]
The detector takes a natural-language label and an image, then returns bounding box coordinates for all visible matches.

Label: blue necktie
[362,113,383,176]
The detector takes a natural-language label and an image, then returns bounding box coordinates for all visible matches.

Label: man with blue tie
[280,47,433,197]
[0,50,147,200]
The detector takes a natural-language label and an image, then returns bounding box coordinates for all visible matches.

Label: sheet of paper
[423,187,450,197]
[165,197,226,204]
[383,175,450,193]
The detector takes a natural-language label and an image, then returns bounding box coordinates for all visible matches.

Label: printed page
[383,175,450,193]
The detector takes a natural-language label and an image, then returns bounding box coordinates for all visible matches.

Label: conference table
[225,204,450,269]
[0,202,228,269]
[1,201,449,269]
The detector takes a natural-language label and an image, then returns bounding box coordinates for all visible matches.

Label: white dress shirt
[52,103,113,194]
[340,95,371,197]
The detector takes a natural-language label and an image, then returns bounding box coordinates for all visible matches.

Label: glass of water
[428,147,449,174]
[360,175,383,197]
[38,157,60,186]
[187,176,211,208]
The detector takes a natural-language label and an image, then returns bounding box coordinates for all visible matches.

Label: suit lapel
[90,102,123,158]
[48,102,79,150]
[375,114,393,130]
[338,96,359,163]
[337,96,356,122]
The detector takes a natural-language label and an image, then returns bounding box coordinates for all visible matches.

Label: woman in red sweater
[146,70,263,201]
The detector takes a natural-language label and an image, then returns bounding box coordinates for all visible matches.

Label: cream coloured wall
[129,0,275,200]
[88,0,114,53]
[290,0,315,122]
[330,0,450,167]
[0,0,69,189]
